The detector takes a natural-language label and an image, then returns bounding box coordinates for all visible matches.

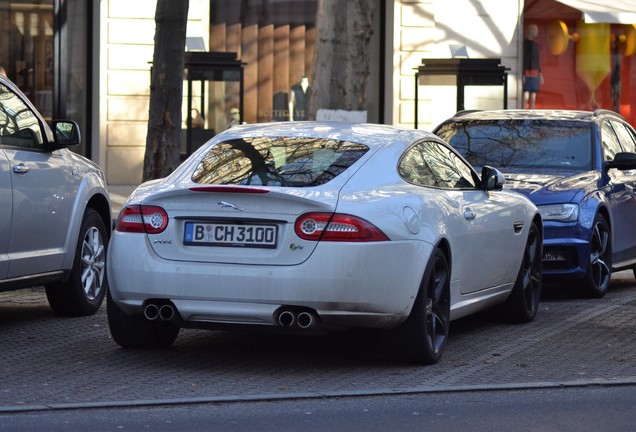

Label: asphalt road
[0,272,635,413]
[2,386,636,432]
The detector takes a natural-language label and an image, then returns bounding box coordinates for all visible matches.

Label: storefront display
[526,0,636,124]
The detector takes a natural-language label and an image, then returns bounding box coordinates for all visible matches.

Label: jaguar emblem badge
[218,200,244,212]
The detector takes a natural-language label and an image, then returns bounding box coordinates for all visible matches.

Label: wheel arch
[435,238,452,275]
[593,205,612,251]
[595,206,612,264]
[60,185,112,272]
[533,214,544,243]
[403,238,451,321]
[596,205,611,232]
[87,193,112,238]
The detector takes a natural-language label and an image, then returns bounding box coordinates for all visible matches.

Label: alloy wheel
[521,225,542,311]
[81,226,106,301]
[589,219,610,293]
[426,255,450,355]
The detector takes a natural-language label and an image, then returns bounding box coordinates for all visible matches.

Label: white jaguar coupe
[107,122,542,364]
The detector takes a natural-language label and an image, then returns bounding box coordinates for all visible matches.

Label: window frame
[398,139,479,190]
[0,83,46,150]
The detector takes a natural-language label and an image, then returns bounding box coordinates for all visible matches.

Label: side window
[601,120,622,162]
[399,140,477,189]
[0,83,43,149]
[610,120,636,153]
[399,142,439,187]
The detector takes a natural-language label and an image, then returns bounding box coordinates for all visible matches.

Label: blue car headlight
[537,203,579,222]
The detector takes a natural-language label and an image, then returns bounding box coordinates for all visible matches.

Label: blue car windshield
[437,120,593,171]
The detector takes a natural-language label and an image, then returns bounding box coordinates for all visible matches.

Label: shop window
[0,0,90,157]
[524,0,636,126]
[0,1,54,120]
[208,0,317,126]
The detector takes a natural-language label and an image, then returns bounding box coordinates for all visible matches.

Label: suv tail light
[115,205,169,234]
[294,212,389,242]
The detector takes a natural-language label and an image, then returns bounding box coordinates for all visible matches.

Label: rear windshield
[192,137,369,187]
[436,120,593,171]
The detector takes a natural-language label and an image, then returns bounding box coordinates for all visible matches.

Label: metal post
[187,75,193,156]
[239,69,245,125]
[414,71,419,129]
[503,72,508,109]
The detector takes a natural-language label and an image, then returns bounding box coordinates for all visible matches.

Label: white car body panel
[3,147,110,278]
[0,149,11,279]
[5,148,74,277]
[142,187,338,266]
[443,188,518,294]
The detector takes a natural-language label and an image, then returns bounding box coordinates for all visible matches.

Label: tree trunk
[308,0,374,120]
[143,0,190,182]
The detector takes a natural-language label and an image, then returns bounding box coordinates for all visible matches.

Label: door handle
[13,163,30,174]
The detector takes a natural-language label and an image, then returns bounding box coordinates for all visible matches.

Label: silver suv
[0,74,111,315]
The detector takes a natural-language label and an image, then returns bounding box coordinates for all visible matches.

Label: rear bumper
[107,233,433,330]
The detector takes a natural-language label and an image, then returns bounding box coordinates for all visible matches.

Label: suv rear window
[192,137,369,187]
[436,120,593,170]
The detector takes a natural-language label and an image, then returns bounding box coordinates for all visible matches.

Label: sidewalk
[107,184,138,216]
[1,272,635,411]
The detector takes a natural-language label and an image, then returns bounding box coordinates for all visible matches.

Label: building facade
[2,0,636,184]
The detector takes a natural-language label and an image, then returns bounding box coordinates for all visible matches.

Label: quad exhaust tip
[277,309,316,329]
[144,303,315,328]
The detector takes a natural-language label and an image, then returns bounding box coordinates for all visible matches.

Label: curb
[2,378,636,414]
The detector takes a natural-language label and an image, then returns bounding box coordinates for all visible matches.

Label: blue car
[434,109,636,298]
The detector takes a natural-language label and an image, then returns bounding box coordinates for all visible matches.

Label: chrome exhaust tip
[143,304,159,320]
[297,311,314,329]
[159,304,175,321]
[278,310,295,327]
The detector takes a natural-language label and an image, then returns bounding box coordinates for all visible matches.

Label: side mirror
[52,120,81,147]
[481,165,505,190]
[605,152,636,171]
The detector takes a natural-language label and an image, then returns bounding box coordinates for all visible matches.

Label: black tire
[581,214,611,298]
[45,208,108,316]
[107,291,179,349]
[389,248,450,365]
[502,221,542,323]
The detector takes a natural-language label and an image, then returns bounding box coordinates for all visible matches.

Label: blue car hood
[499,168,601,205]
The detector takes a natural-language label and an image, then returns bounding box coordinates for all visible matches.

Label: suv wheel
[46,208,108,316]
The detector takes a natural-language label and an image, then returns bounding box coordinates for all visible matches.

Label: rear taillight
[115,205,169,234]
[294,212,389,242]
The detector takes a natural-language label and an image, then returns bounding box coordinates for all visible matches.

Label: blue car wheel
[581,214,611,298]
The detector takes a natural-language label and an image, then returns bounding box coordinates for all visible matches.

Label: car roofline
[447,108,626,123]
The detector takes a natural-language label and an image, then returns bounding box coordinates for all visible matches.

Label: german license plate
[184,221,277,248]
